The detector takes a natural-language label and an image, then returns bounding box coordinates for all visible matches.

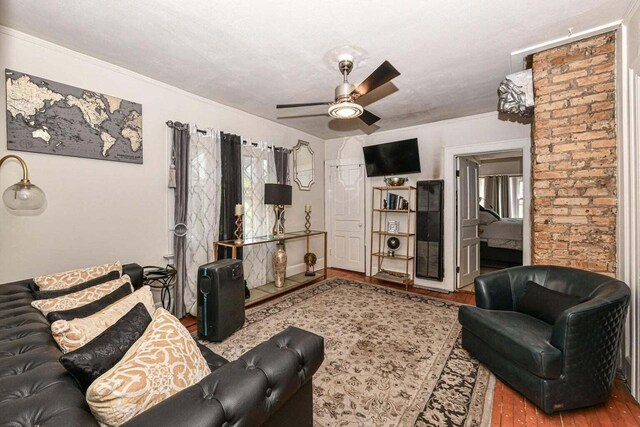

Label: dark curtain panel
[218,132,243,259]
[273,147,289,184]
[171,122,190,319]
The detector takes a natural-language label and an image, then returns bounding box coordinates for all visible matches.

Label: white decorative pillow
[35,261,122,290]
[51,286,155,353]
[86,308,211,426]
[31,275,132,317]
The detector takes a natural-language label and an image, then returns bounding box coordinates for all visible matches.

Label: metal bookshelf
[369,186,416,290]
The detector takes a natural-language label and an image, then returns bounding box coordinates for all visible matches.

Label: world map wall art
[5,69,143,164]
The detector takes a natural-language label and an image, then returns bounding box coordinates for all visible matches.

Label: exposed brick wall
[531,32,617,276]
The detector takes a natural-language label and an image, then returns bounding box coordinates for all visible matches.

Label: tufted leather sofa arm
[122,263,144,289]
[123,326,324,427]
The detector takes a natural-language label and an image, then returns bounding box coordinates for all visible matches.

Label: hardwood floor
[182,267,640,426]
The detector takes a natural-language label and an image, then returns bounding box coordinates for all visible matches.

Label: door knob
[358,223,363,228]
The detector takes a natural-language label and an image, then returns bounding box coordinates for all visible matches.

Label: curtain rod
[242,140,291,152]
[167,120,291,152]
[166,120,208,134]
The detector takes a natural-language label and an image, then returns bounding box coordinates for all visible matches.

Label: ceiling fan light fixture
[328,102,363,119]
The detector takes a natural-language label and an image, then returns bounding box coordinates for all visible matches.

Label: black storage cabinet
[415,180,444,281]
[197,259,245,342]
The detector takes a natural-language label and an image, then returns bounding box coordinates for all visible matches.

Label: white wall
[620,7,640,401]
[324,111,531,291]
[0,27,324,282]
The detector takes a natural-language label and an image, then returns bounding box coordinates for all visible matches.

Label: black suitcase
[197,259,245,342]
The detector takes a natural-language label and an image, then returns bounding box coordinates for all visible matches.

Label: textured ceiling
[0,0,632,139]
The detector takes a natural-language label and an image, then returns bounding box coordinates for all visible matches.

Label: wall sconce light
[0,154,46,214]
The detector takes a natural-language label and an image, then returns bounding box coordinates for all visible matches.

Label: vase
[273,242,287,288]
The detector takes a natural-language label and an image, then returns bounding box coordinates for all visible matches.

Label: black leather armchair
[0,264,324,426]
[459,265,630,413]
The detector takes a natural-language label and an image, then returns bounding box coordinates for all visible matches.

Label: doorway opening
[456,150,526,291]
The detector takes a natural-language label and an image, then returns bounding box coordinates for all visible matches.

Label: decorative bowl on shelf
[384,177,407,186]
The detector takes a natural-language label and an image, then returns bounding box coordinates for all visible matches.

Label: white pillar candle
[235,204,243,216]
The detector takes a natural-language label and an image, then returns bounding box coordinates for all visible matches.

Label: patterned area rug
[202,278,494,426]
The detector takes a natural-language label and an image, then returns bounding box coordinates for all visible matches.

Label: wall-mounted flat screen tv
[362,138,421,177]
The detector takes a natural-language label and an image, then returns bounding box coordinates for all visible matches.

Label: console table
[213,231,328,304]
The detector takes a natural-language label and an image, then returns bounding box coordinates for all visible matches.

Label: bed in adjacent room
[479,207,523,267]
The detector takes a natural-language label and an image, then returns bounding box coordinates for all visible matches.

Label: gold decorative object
[305,212,311,233]
[304,252,317,277]
[234,214,243,244]
[0,154,46,213]
[272,205,286,235]
[272,241,287,288]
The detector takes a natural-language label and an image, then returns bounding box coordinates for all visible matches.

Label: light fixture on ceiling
[328,101,363,119]
[276,55,400,126]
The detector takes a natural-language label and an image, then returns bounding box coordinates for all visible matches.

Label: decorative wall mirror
[293,140,315,191]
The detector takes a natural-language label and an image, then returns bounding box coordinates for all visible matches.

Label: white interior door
[328,164,365,272]
[457,157,480,288]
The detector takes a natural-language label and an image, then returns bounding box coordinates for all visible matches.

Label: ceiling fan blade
[359,109,381,126]
[276,102,332,109]
[354,60,400,97]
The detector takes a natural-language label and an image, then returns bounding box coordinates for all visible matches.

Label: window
[479,177,486,208]
[478,175,524,219]
[508,176,524,219]
[242,153,272,238]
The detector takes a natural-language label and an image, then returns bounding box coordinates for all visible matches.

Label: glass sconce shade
[3,181,46,212]
[1,154,47,214]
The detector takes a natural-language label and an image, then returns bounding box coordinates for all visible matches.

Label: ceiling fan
[276,55,400,126]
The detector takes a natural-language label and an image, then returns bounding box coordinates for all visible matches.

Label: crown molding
[510,20,622,72]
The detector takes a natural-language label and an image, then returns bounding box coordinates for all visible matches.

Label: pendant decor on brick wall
[498,69,534,117]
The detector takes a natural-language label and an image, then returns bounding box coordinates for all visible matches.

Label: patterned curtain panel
[185,130,221,316]
[242,143,277,289]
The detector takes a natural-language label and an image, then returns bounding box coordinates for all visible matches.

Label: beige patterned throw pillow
[31,275,132,317]
[86,308,211,426]
[51,286,155,353]
[35,261,122,290]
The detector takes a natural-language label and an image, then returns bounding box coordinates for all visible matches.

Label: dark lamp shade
[264,183,292,206]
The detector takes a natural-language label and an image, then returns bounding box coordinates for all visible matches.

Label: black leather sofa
[0,263,324,426]
[459,265,630,414]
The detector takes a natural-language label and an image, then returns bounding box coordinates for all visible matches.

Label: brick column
[531,32,617,276]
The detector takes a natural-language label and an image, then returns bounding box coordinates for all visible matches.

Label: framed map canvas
[5,69,143,164]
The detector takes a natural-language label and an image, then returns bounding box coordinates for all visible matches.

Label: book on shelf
[386,193,401,210]
[383,193,410,211]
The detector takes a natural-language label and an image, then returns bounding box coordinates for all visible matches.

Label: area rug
[202,278,495,426]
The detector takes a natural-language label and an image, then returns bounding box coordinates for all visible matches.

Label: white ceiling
[0,0,632,139]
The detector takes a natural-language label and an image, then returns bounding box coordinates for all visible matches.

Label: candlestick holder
[234,214,243,244]
[305,211,311,233]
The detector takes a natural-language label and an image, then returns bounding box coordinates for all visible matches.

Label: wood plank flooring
[182,267,640,426]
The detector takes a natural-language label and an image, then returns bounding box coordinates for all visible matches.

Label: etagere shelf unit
[369,186,416,289]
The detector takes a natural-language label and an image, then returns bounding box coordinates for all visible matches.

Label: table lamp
[0,154,46,214]
[264,183,292,236]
